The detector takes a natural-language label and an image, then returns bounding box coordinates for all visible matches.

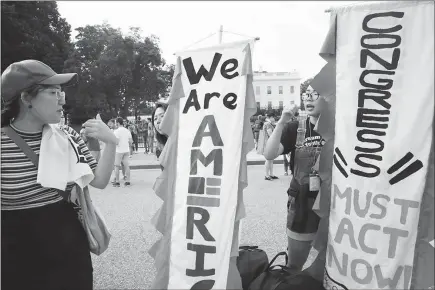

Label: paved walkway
[128,147,285,169]
[91,167,290,289]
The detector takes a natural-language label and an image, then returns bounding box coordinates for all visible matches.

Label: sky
[57,1,358,81]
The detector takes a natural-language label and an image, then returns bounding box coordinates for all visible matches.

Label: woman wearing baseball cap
[1,60,117,290]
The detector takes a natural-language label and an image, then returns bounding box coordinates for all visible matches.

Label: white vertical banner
[168,41,250,289]
[325,2,434,290]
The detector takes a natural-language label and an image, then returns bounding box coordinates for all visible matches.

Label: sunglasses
[301,92,320,101]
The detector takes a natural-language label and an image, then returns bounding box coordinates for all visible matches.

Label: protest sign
[149,40,256,290]
[324,2,434,289]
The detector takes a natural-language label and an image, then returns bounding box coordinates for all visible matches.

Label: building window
[279,86,283,94]
[290,86,295,94]
[268,101,272,110]
[256,86,260,95]
[267,86,272,95]
[279,101,284,110]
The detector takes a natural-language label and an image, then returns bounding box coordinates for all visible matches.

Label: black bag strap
[2,125,70,200]
[2,126,39,167]
[267,251,288,269]
[239,246,259,250]
[269,264,291,272]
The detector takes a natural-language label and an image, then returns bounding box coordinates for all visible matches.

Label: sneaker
[270,175,279,179]
[113,182,120,187]
[265,176,272,181]
[124,182,131,186]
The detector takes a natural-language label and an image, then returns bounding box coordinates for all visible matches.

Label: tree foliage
[1,3,174,124]
[1,1,72,73]
[63,24,174,123]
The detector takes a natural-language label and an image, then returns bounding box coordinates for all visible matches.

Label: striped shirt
[1,125,97,211]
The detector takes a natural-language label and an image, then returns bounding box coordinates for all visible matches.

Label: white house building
[253,71,301,110]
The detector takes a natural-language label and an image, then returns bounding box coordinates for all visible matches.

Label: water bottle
[295,115,307,147]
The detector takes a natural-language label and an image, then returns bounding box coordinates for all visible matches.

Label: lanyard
[295,116,322,172]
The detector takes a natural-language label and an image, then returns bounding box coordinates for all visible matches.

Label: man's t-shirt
[114,126,132,153]
[281,118,326,174]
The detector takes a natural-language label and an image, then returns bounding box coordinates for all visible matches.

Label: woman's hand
[278,105,299,125]
[79,128,87,143]
[82,119,117,144]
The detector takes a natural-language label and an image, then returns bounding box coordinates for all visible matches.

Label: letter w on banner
[168,40,251,289]
[325,1,434,290]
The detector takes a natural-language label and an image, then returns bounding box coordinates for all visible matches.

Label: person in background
[127,120,138,156]
[108,118,115,130]
[108,118,125,183]
[1,59,117,290]
[263,85,326,272]
[123,120,131,158]
[262,113,278,181]
[147,117,154,154]
[113,117,132,187]
[280,108,299,176]
[151,103,168,169]
[138,118,148,154]
[253,115,264,150]
[283,153,290,176]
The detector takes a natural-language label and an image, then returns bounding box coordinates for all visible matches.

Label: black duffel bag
[248,251,325,290]
[237,246,269,290]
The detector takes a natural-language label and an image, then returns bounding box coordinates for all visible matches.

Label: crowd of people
[0,59,323,288]
[67,113,164,188]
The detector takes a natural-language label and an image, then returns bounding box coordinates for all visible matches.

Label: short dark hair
[116,117,124,126]
[267,113,274,118]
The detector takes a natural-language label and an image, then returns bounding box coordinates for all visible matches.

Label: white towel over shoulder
[37,124,94,190]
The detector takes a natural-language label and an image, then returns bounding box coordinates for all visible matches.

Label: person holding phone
[263,85,326,271]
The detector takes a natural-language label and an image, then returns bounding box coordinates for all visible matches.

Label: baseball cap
[1,59,77,104]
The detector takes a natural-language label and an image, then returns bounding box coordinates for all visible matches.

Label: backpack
[237,246,269,290]
[248,251,324,290]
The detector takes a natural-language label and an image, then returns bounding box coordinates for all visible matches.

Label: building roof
[253,71,301,80]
